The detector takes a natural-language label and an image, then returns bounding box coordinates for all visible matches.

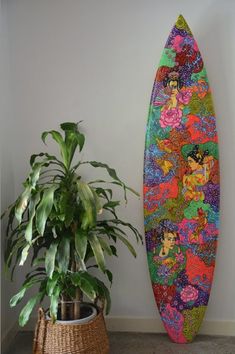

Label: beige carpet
[4,331,235,354]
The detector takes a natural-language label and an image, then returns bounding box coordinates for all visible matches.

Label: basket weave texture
[33,305,110,354]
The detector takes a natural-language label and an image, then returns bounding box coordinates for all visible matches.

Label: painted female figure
[182,145,214,202]
[153,219,186,285]
[159,71,192,128]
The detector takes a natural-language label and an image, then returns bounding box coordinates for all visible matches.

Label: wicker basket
[33,304,109,354]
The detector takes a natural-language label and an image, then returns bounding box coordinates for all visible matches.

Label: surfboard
[143,15,220,343]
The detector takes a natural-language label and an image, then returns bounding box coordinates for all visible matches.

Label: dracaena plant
[1,122,142,326]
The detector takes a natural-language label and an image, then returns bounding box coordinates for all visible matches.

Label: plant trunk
[61,295,67,321]
[74,288,82,319]
[73,261,82,320]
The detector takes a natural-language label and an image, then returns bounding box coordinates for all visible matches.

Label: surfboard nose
[174,14,192,35]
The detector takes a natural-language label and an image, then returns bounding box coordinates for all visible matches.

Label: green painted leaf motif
[25,192,41,243]
[45,242,58,278]
[57,236,70,273]
[36,185,58,235]
[75,228,88,261]
[88,234,106,272]
[19,292,42,327]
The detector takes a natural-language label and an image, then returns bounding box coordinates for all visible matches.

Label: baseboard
[18,315,235,337]
[1,321,19,354]
[105,316,235,336]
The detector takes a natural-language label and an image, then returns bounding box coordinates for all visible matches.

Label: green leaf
[88,234,106,272]
[28,162,44,188]
[95,278,111,315]
[36,185,58,235]
[75,228,87,261]
[24,192,41,243]
[103,201,120,209]
[98,237,112,256]
[76,181,97,229]
[79,277,96,301]
[110,245,118,257]
[15,185,32,224]
[116,234,137,258]
[57,236,70,273]
[19,292,42,327]
[60,122,78,131]
[45,242,58,278]
[105,269,113,285]
[10,277,42,307]
[86,161,120,181]
[109,219,143,243]
[46,272,60,296]
[32,257,45,267]
[50,285,61,322]
[10,288,27,307]
[71,272,97,301]
[41,130,69,169]
[19,244,31,266]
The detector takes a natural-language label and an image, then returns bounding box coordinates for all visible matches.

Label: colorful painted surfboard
[143,15,220,343]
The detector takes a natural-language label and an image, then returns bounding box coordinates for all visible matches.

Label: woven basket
[33,304,109,354]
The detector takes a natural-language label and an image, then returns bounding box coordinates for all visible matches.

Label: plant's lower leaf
[57,236,70,273]
[105,269,113,285]
[88,234,106,272]
[95,279,111,315]
[19,292,42,327]
[75,228,87,261]
[98,237,112,256]
[45,242,58,278]
[36,185,58,235]
[15,185,32,224]
[10,278,42,307]
[76,182,97,229]
[46,272,60,296]
[25,192,41,243]
[19,244,31,266]
[50,285,61,322]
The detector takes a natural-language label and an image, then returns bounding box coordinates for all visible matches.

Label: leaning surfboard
[143,15,220,343]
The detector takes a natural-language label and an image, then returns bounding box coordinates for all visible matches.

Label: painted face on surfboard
[187,156,201,172]
[161,232,177,252]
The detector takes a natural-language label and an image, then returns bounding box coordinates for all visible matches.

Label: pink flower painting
[180,285,199,303]
[160,107,182,128]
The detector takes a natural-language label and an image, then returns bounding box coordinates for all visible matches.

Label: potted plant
[1,122,142,354]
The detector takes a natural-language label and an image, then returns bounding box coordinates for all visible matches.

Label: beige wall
[1,0,235,340]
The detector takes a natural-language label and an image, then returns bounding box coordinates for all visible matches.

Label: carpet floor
[4,331,235,354]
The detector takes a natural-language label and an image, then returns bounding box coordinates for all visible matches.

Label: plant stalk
[74,261,82,320]
[61,294,67,321]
